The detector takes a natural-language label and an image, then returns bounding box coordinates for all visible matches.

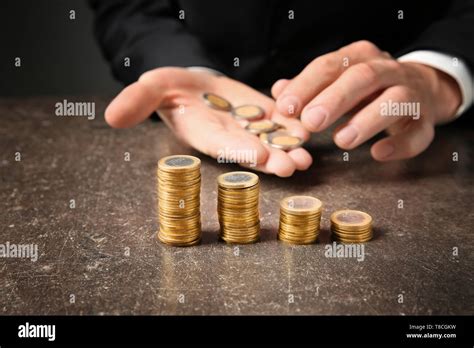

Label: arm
[396,0,474,116]
[89,0,224,85]
[397,0,474,72]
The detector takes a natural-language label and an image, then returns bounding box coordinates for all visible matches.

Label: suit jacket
[90,0,474,90]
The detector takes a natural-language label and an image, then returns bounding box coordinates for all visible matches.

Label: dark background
[1,0,472,124]
[0,0,120,96]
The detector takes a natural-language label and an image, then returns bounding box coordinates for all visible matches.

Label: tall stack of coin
[331,210,373,243]
[217,171,260,244]
[278,196,322,244]
[157,155,201,246]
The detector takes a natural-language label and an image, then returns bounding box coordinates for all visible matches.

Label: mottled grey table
[1,98,473,315]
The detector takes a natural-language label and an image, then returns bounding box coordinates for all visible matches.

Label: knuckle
[351,62,378,85]
[383,59,402,71]
[310,55,340,75]
[353,40,380,54]
[389,86,412,101]
[138,67,173,87]
[138,70,155,84]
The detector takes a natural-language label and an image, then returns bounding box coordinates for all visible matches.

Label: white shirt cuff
[398,50,473,117]
[186,66,225,77]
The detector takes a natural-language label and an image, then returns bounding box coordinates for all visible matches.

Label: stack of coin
[330,210,373,243]
[157,155,202,246]
[217,171,260,244]
[278,196,322,244]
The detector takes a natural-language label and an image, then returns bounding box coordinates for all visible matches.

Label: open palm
[105,67,312,176]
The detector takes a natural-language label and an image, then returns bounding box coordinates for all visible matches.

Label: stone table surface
[0,97,473,315]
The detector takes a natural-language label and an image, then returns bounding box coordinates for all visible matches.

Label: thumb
[104,79,165,128]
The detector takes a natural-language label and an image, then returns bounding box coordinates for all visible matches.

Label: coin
[280,196,322,214]
[203,93,233,111]
[260,130,304,150]
[245,119,281,134]
[330,210,373,243]
[158,155,201,172]
[231,105,265,121]
[217,171,259,189]
[217,171,260,244]
[278,196,322,244]
[157,155,202,247]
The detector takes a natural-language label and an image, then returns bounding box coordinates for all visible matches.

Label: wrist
[405,62,462,124]
[434,68,462,123]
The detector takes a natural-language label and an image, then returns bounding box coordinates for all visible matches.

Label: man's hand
[273,41,462,161]
[105,67,312,177]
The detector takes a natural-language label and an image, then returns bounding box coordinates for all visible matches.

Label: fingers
[168,109,271,166]
[105,80,165,128]
[371,121,434,161]
[211,130,270,166]
[301,59,403,132]
[207,121,312,177]
[271,112,310,141]
[287,148,313,171]
[276,40,383,117]
[333,86,414,150]
[231,112,312,176]
[105,67,206,128]
[241,145,313,177]
[256,148,297,177]
[271,79,290,99]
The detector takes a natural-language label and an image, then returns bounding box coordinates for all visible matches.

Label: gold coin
[330,209,373,244]
[330,210,372,228]
[203,93,232,111]
[280,196,322,215]
[245,120,280,134]
[158,155,201,172]
[232,105,265,120]
[217,171,259,189]
[260,130,304,150]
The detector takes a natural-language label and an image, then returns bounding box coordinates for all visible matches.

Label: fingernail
[302,106,328,131]
[335,125,358,146]
[278,95,300,116]
[376,143,395,159]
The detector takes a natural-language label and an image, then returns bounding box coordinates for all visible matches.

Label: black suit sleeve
[89,0,223,85]
[398,0,474,71]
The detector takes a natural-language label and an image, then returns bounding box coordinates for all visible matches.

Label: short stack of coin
[157,155,201,246]
[217,171,260,244]
[330,210,373,243]
[278,196,322,244]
